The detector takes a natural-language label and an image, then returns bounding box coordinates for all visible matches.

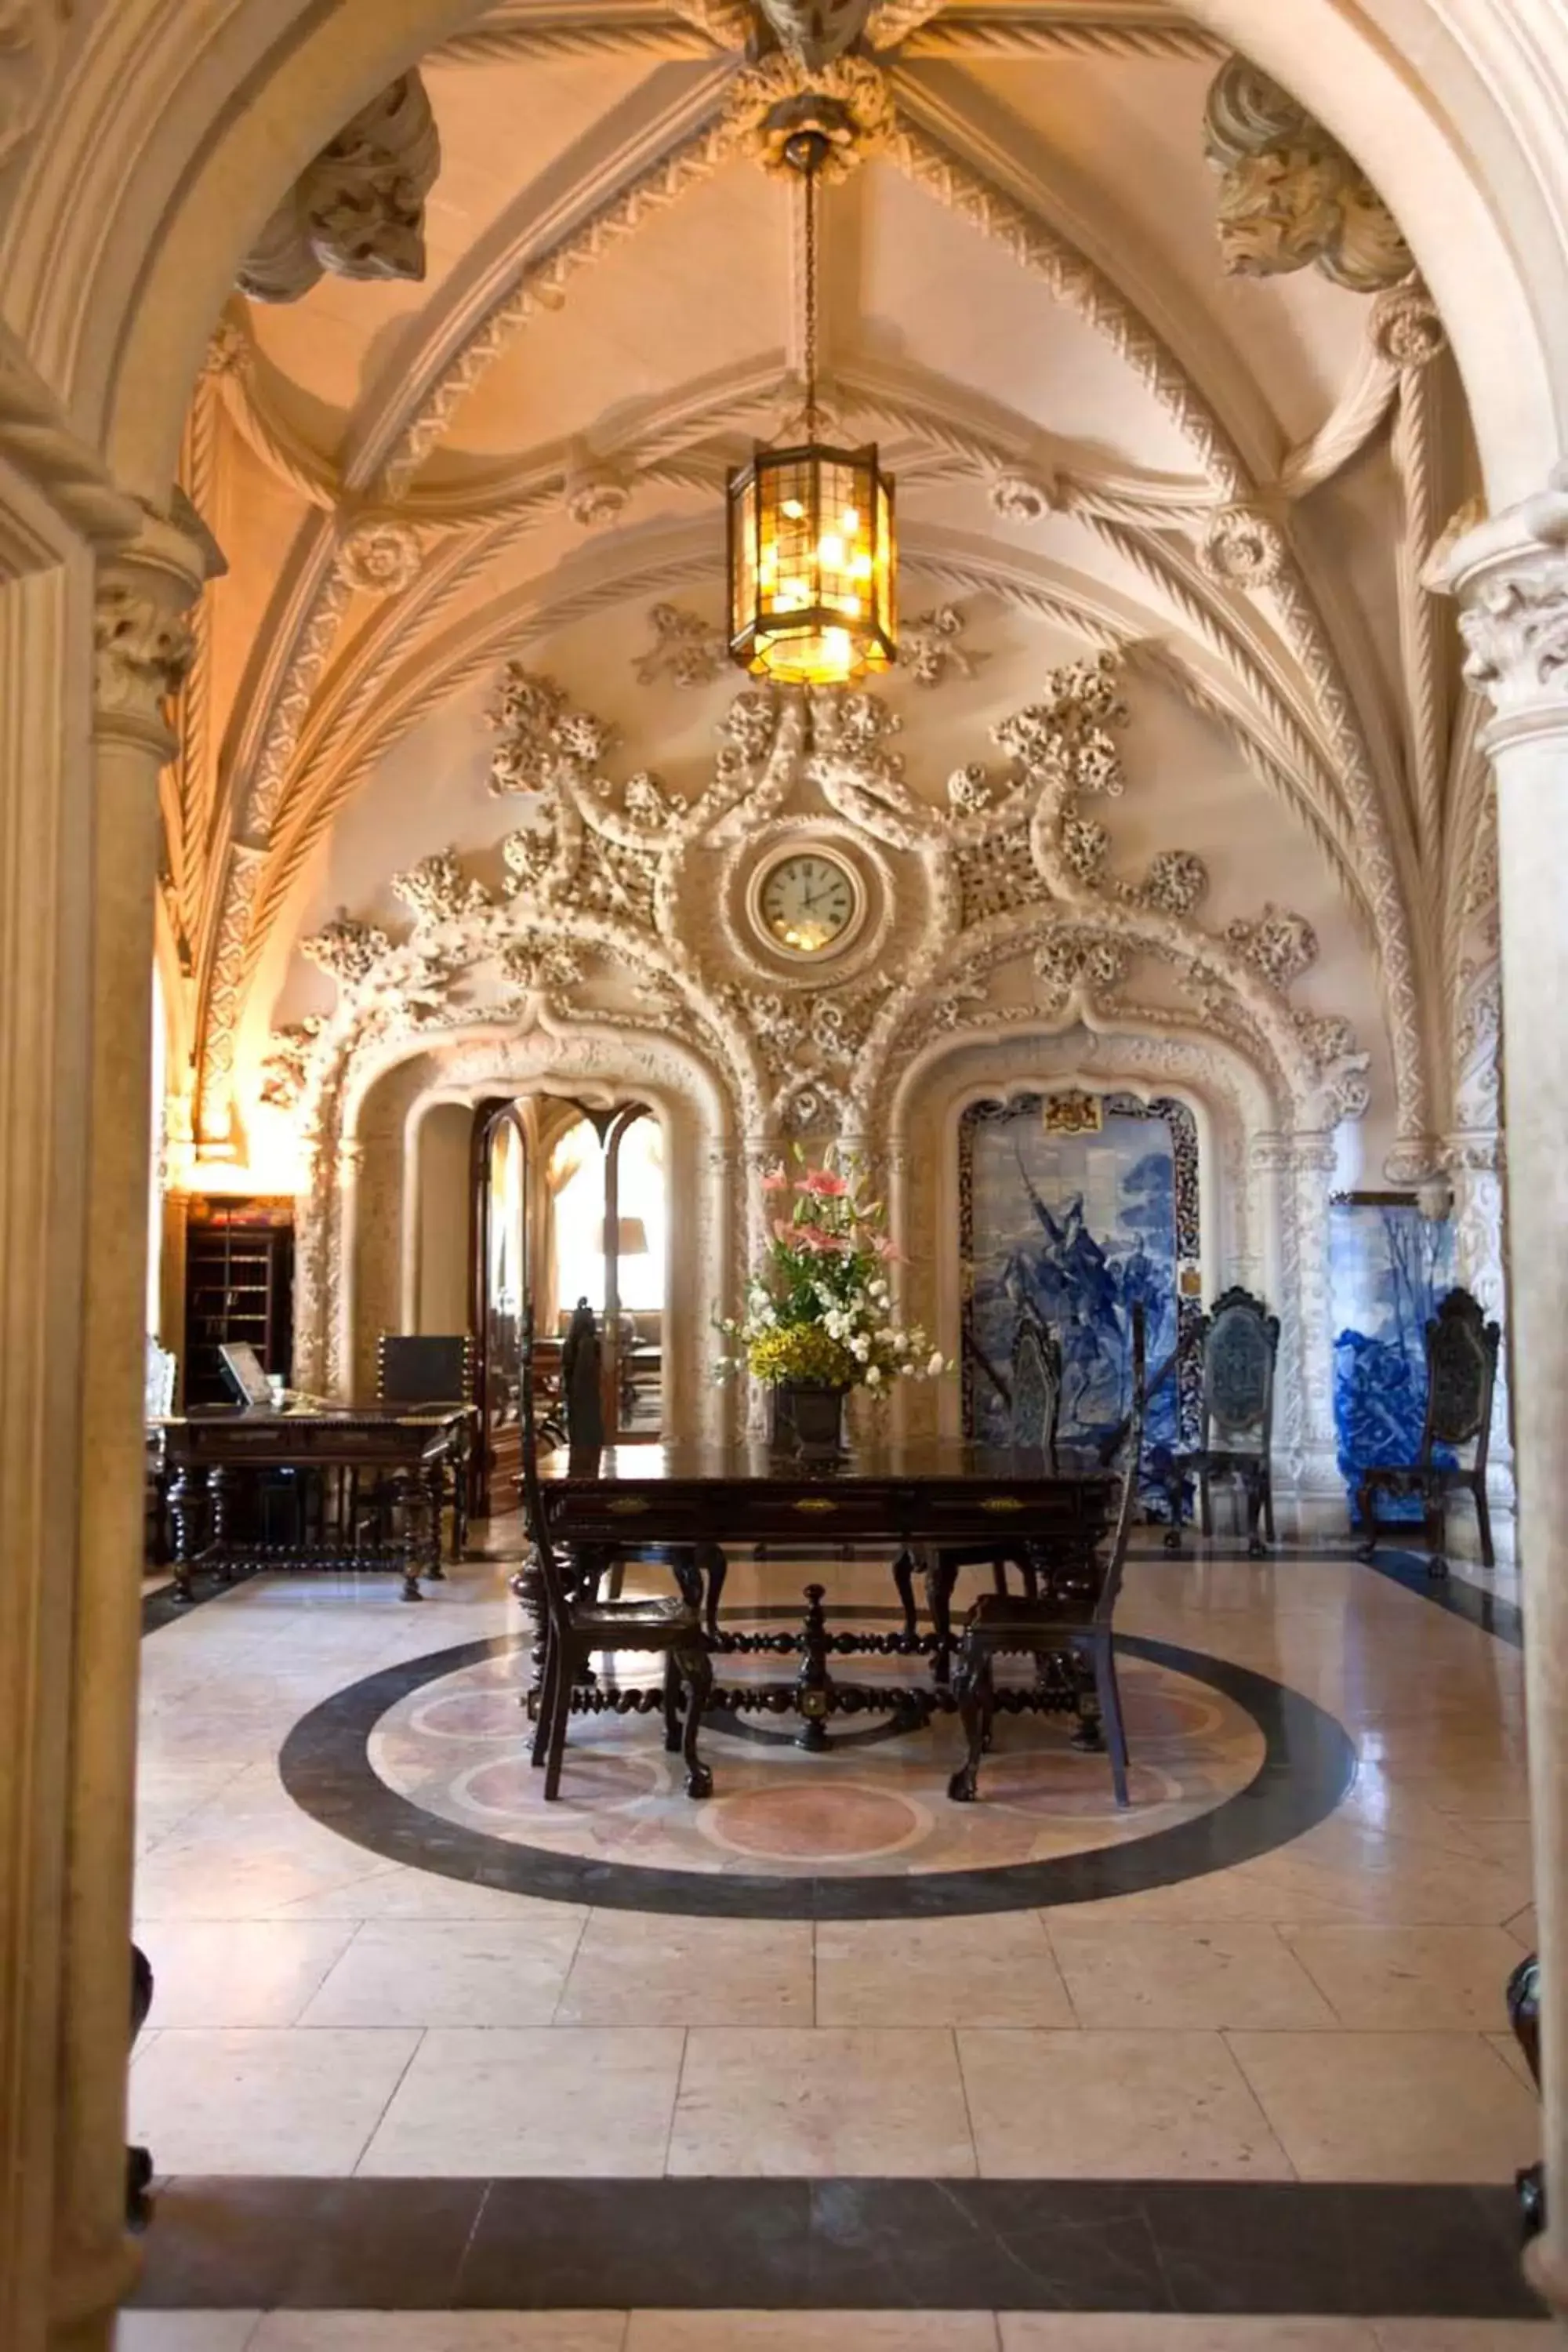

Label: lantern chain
[803,157,820,441]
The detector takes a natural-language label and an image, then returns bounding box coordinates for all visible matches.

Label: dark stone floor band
[279,1622,1357,1921]
[130,2174,1543,2318]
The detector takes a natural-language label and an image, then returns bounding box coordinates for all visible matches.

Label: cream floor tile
[1443,1820,1536,1873]
[116,2317,261,2350]
[357,2027,684,2175]
[1250,1824,1534,1927]
[1282,1925,1524,2030]
[275,1865,578,1924]
[957,2028,1292,2179]
[135,1922,359,2027]
[1047,1921,1338,2031]
[1000,2324,1377,2350]
[814,1914,1072,2028]
[556,1913,813,2026]
[667,2027,976,2177]
[128,2028,420,2174]
[1490,2029,1537,2088]
[249,2318,629,2350]
[1041,1858,1369,1928]
[626,2318,999,2350]
[299,1916,585,2027]
[1227,2030,1542,2181]
[132,1827,390,1922]
[1507,1904,1539,1953]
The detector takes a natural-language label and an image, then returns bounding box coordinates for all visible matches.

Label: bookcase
[181,1196,295,1406]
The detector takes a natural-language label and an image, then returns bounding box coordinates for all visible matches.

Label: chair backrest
[1011,1310,1063,1450]
[519,1304,572,1636]
[561,1298,605,1449]
[377,1332,475,1406]
[1095,1302,1147,1625]
[1200,1287,1279,1448]
[1421,1287,1501,1461]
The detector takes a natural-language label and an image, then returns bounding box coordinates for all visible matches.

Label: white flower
[866,1364,882,1387]
[927,1350,945,1377]
[851,1334,870,1361]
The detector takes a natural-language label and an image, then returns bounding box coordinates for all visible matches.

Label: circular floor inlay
[702,1784,927,1861]
[281,1616,1358,1921]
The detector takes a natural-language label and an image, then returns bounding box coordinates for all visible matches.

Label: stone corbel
[238,71,441,303]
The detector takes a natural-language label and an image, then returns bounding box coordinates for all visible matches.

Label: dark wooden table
[535,1439,1117,1745]
[153,1404,474,1602]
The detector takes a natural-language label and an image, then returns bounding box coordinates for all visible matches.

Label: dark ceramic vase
[771,1380,850,1458]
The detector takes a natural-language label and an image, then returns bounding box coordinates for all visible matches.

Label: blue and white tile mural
[1330,1198,1456,1521]
[958,1092,1201,1488]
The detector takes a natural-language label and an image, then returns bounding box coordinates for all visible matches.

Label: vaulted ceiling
[162,0,1491,1182]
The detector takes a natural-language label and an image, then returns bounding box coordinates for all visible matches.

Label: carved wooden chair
[906,1308,1064,1642]
[518,1305,713,1801]
[1160,1287,1279,1559]
[1356,1286,1500,1579]
[373,1332,477,1556]
[947,1305,1145,1809]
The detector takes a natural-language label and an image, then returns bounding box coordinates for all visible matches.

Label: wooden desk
[536,1439,1116,1742]
[154,1404,474,1602]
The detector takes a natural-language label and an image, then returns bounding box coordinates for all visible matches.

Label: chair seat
[1362,1461,1457,1492]
[570,1594,702,1639]
[1170,1446,1265,1472]
[964,1592,1095,1638]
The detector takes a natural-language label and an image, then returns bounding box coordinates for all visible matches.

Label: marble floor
[124,1531,1551,2345]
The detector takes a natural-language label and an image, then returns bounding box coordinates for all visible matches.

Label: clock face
[755,849,862,958]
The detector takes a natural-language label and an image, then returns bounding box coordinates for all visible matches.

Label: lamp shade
[727,440,896,687]
[597,1216,650,1257]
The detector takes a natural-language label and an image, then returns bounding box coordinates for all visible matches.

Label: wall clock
[747,843,866,961]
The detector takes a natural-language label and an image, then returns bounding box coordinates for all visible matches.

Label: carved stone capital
[238,71,441,303]
[1250,1131,1336,1177]
[93,501,220,753]
[1446,465,1568,736]
[1381,1135,1445,1189]
[1441,1128,1506,1178]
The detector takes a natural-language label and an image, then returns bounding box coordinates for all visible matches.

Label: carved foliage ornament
[238,71,441,303]
[272,649,1367,1149]
[725,52,895,181]
[339,517,423,595]
[1197,504,1286,590]
[1203,56,1413,293]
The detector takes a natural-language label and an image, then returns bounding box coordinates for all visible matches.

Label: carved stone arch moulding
[881,1017,1297,1457]
[296,1008,737,1441]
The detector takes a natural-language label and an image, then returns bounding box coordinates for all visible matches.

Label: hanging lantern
[726,132,897,687]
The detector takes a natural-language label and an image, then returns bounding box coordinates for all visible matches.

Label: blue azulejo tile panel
[957,1091,1200,1478]
[1330,1197,1455,1522]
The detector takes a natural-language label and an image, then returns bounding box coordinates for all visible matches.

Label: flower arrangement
[715,1148,946,1395]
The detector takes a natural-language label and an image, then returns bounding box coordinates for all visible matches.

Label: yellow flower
[746,1324,858,1387]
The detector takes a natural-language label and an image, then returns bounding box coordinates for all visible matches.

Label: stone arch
[881,1010,1338,1506]
[300,1008,738,1440]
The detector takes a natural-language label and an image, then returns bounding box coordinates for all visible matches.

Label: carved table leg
[423,1463,446,1582]
[923,1551,957,1684]
[947,1646,991,1802]
[169,1465,203,1603]
[701,1542,728,1641]
[396,1471,423,1601]
[794,1582,834,1751]
[677,1638,714,1798]
[207,1465,234,1584]
[891,1545,918,1642]
[1163,1469,1184,1552]
[1070,1655,1107,1753]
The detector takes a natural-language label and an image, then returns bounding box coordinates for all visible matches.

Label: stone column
[46,513,209,2352]
[1252,1130,1340,1516]
[1450,474,1568,2316]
